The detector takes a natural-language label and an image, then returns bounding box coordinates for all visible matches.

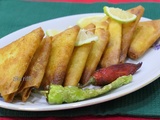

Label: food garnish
[103,6,137,23]
[47,75,132,104]
[82,62,142,87]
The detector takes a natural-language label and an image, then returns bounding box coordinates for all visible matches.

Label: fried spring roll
[100,18,122,68]
[64,24,95,86]
[80,20,109,84]
[42,26,80,89]
[0,28,44,102]
[20,88,32,102]
[17,37,52,101]
[119,6,144,63]
[128,20,160,59]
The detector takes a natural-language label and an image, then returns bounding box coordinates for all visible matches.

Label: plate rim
[0,13,158,111]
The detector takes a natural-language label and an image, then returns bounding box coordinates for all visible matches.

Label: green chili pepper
[47,75,132,104]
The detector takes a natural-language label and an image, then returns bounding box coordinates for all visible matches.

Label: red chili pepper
[82,62,142,87]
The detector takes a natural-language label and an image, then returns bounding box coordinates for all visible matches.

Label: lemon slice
[75,29,98,46]
[77,14,106,28]
[46,29,60,36]
[103,6,137,23]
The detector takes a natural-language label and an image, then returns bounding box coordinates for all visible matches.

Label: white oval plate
[0,13,159,111]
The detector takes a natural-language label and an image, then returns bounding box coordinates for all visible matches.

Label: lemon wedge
[103,6,137,23]
[46,29,60,36]
[77,14,106,28]
[75,29,98,46]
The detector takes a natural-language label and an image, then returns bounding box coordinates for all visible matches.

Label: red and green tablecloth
[0,0,160,120]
